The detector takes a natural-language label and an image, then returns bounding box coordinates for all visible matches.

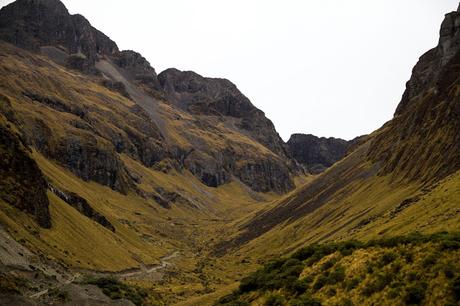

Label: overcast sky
[1,0,458,140]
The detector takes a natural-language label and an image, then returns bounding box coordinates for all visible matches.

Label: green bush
[320,258,337,271]
[421,253,438,268]
[289,293,321,306]
[327,266,345,285]
[378,252,397,267]
[361,272,393,296]
[229,232,460,304]
[265,294,285,306]
[313,275,328,290]
[86,277,148,306]
[452,276,460,301]
[345,277,361,291]
[404,282,427,305]
[288,278,311,294]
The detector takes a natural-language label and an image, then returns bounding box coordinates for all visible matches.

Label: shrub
[289,293,322,306]
[288,278,310,294]
[404,282,427,305]
[86,277,148,306]
[313,275,328,290]
[321,258,337,271]
[437,262,455,279]
[361,272,393,296]
[387,287,400,299]
[452,276,460,301]
[421,253,438,268]
[406,272,420,282]
[439,240,460,251]
[345,277,361,291]
[378,252,397,267]
[265,294,285,306]
[327,266,345,285]
[339,298,353,306]
[338,240,363,256]
[326,287,336,297]
[217,291,249,305]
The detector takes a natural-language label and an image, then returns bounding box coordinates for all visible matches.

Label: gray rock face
[0,0,297,194]
[396,6,460,115]
[23,113,133,194]
[115,50,161,90]
[158,68,289,157]
[21,91,168,194]
[287,134,349,173]
[368,6,460,183]
[158,68,297,192]
[0,121,51,228]
[234,159,294,193]
[0,0,118,71]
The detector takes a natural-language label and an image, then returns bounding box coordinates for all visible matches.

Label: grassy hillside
[217,232,460,306]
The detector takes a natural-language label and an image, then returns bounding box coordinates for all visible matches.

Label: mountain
[0,0,459,305]
[286,134,350,173]
[0,0,298,199]
[216,5,460,256]
[212,5,460,305]
[0,0,302,303]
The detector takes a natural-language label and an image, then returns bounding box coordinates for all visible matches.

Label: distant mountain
[286,133,350,173]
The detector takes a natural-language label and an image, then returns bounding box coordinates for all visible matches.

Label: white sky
[1,0,458,140]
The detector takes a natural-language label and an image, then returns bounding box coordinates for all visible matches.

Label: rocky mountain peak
[0,0,118,70]
[395,7,460,115]
[158,68,290,158]
[158,68,258,116]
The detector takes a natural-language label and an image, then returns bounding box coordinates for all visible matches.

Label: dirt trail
[28,252,180,299]
[118,251,180,278]
[29,273,81,299]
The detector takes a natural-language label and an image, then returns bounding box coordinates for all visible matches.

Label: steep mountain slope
[216,5,460,257]
[0,0,305,304]
[0,0,297,195]
[0,0,459,305]
[286,133,350,173]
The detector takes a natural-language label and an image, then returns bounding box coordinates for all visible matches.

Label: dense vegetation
[86,277,158,306]
[217,232,460,305]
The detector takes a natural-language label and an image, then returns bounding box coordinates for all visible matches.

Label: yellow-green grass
[232,170,460,263]
[218,233,460,306]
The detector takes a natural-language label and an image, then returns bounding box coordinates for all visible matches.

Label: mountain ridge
[0,0,300,196]
[0,1,458,305]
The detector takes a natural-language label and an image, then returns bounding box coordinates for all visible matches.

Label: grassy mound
[217,232,460,305]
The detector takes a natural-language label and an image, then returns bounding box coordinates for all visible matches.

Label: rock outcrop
[0,0,297,195]
[218,5,460,251]
[158,68,297,192]
[48,183,115,231]
[287,134,349,173]
[0,0,118,72]
[158,68,289,158]
[0,116,51,228]
[368,6,460,183]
